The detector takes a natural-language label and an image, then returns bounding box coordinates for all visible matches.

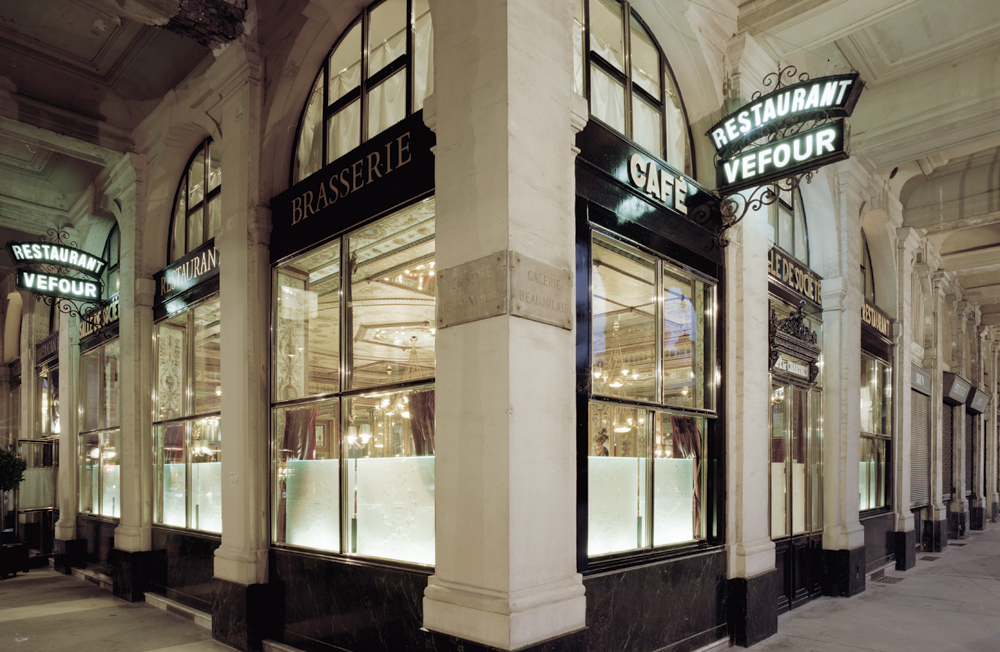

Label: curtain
[295,76,324,182]
[413,9,434,110]
[328,100,360,163]
[368,70,406,139]
[670,415,702,537]
[409,391,435,456]
[276,407,317,542]
[632,95,662,156]
[590,65,625,134]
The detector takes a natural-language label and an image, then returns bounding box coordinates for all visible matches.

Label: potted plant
[0,447,27,578]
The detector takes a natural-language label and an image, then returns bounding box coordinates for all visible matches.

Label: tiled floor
[749,522,1000,652]
[0,569,233,652]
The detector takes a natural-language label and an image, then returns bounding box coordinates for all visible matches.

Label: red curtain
[276,407,317,542]
[670,415,703,538]
[409,391,435,456]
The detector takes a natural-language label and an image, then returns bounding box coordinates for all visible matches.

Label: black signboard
[911,364,931,397]
[270,112,436,263]
[36,331,59,365]
[861,298,892,342]
[966,387,989,415]
[707,73,864,158]
[80,294,120,346]
[154,240,220,307]
[768,246,822,308]
[943,372,971,406]
[717,120,848,194]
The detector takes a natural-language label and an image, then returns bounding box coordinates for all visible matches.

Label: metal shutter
[966,415,974,495]
[943,406,953,497]
[910,391,930,506]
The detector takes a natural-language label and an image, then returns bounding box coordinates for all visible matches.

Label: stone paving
[749,522,1000,652]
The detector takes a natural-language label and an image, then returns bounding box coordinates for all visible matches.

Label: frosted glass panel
[588,457,643,555]
[771,462,786,536]
[101,464,120,518]
[162,463,186,527]
[347,457,435,565]
[284,459,341,550]
[20,467,54,510]
[190,462,222,533]
[652,458,693,545]
[791,462,805,534]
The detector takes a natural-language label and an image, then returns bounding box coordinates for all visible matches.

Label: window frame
[290,0,433,185]
[168,139,221,263]
[583,226,720,565]
[861,229,875,303]
[859,351,892,514]
[269,196,437,567]
[578,0,694,174]
[768,188,809,267]
[152,293,223,533]
[101,223,120,300]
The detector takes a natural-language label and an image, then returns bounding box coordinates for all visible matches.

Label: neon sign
[7,241,107,278]
[16,269,101,300]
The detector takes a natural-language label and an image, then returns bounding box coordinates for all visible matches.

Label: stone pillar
[987,341,999,521]
[421,1,586,649]
[210,42,277,652]
[970,325,988,530]
[820,160,866,597]
[54,310,83,572]
[949,301,972,538]
[718,32,778,647]
[892,227,920,570]
[923,272,949,551]
[111,158,164,601]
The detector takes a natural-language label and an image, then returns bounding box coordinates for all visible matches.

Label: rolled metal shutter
[910,391,930,506]
[943,406,953,497]
[966,416,974,495]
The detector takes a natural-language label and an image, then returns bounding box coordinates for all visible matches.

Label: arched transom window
[574,0,692,174]
[769,188,809,266]
[102,223,120,300]
[293,0,434,184]
[169,139,221,263]
[861,230,875,303]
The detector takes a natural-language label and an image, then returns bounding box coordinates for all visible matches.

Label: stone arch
[797,167,839,279]
[861,204,898,318]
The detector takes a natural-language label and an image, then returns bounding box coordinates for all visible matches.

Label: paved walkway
[750,522,1000,652]
[3,523,1000,652]
[0,568,233,652]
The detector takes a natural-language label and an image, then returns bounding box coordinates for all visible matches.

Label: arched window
[102,223,120,300]
[292,0,434,184]
[861,230,875,303]
[169,139,222,263]
[768,188,809,266]
[574,0,692,174]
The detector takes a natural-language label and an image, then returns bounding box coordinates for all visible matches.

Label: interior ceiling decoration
[740,0,1000,334]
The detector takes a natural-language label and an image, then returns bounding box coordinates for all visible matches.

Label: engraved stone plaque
[510,252,572,330]
[436,252,508,329]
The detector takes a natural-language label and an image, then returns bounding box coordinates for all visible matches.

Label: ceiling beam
[941,246,1000,276]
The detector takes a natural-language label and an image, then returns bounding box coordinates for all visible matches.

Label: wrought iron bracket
[712,170,816,248]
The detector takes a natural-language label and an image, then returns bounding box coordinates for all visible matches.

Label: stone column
[53,310,82,571]
[421,1,586,649]
[892,227,920,569]
[987,341,1000,522]
[819,160,866,597]
[210,42,276,652]
[923,272,949,550]
[111,157,163,601]
[950,301,972,538]
[970,325,988,530]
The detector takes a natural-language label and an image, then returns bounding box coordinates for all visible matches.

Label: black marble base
[992,502,999,523]
[970,506,985,531]
[948,510,968,539]
[860,512,895,573]
[821,547,865,597]
[111,549,167,602]
[893,530,916,571]
[53,538,87,574]
[921,519,947,553]
[77,515,117,574]
[728,571,778,647]
[148,527,221,612]
[213,578,282,652]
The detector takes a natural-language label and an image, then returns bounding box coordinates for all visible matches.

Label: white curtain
[573,17,585,96]
[590,64,625,134]
[369,29,406,77]
[413,9,434,110]
[632,95,662,156]
[294,76,324,182]
[664,84,689,173]
[368,70,406,139]
[328,60,361,105]
[328,100,360,164]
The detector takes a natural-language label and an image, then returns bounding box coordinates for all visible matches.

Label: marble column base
[111,549,167,602]
[728,570,778,647]
[992,502,1000,522]
[53,538,87,574]
[212,577,283,652]
[921,519,947,552]
[948,510,968,539]
[893,530,916,571]
[821,547,865,597]
[970,506,985,531]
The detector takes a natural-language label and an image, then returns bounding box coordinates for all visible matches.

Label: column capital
[725,33,775,107]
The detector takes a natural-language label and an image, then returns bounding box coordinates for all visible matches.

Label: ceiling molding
[0,101,133,157]
[0,194,66,235]
[919,210,1000,235]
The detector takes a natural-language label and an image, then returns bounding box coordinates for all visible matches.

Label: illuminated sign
[861,299,891,340]
[7,241,107,278]
[768,247,822,306]
[708,73,863,158]
[774,353,810,379]
[626,153,690,214]
[16,269,101,301]
[717,120,848,194]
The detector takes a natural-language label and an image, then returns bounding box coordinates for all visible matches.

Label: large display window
[587,232,716,556]
[271,197,435,566]
[152,296,223,532]
[78,339,121,518]
[860,353,891,511]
